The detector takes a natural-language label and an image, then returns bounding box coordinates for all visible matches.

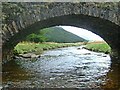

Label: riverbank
[14,42,84,58]
[14,41,111,58]
[84,41,111,54]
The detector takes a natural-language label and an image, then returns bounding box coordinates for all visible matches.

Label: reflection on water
[2,60,32,83]
[2,46,120,89]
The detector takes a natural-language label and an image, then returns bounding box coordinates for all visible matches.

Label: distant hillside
[39,27,87,43]
[26,26,88,43]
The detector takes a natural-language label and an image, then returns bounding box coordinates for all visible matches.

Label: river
[2,46,120,89]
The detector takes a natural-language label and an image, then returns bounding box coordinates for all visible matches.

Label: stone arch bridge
[1,2,120,62]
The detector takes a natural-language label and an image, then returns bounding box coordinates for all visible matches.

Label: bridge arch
[2,2,120,62]
[3,14,120,61]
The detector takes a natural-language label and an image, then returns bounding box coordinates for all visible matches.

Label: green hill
[26,26,88,43]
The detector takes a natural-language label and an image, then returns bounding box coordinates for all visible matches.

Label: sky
[59,26,104,41]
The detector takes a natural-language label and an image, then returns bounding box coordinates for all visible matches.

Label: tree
[26,33,39,43]
[39,30,48,43]
[26,31,48,43]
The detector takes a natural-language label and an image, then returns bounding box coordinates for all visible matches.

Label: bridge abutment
[2,49,14,64]
[110,49,120,63]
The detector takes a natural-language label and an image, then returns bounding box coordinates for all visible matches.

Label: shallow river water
[2,46,120,89]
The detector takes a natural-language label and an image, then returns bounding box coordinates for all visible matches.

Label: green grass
[14,42,84,55]
[84,42,111,54]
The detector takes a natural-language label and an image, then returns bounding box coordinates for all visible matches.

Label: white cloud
[59,26,104,41]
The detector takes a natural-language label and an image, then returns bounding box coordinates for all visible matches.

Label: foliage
[26,31,48,43]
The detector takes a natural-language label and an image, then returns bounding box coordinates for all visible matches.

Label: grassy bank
[14,42,84,55]
[84,41,111,54]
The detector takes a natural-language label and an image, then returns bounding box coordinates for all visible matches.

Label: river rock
[13,56,21,59]
[19,53,40,58]
[77,48,81,50]
[97,54,102,56]
[31,54,40,58]
[102,55,107,57]
[83,53,91,55]
[50,77,55,80]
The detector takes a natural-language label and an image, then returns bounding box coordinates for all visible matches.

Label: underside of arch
[2,14,120,62]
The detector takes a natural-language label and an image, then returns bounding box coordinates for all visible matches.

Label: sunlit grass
[84,41,111,54]
[14,41,84,55]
